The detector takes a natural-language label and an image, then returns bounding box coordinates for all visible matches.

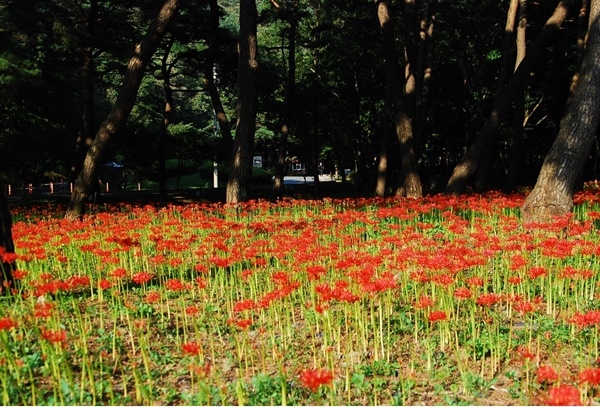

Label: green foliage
[0,0,585,192]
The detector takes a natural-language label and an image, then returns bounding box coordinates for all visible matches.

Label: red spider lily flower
[182,342,202,356]
[132,272,153,285]
[516,346,535,361]
[315,303,329,314]
[476,293,502,307]
[306,265,327,281]
[110,268,127,279]
[62,275,91,291]
[507,276,522,285]
[33,302,54,319]
[0,317,17,331]
[233,299,257,313]
[414,295,434,309]
[527,267,547,279]
[536,365,559,384]
[12,270,27,280]
[271,271,290,285]
[195,277,207,289]
[240,269,253,281]
[185,305,200,316]
[544,384,581,406]
[298,368,334,392]
[0,248,17,264]
[145,291,160,304]
[428,310,448,323]
[149,254,166,266]
[165,278,185,291]
[514,300,535,315]
[98,279,112,290]
[579,367,600,386]
[41,328,67,344]
[465,276,484,287]
[168,258,183,268]
[227,317,253,330]
[570,310,600,328]
[453,287,472,300]
[40,273,54,281]
[509,254,527,270]
[194,264,209,274]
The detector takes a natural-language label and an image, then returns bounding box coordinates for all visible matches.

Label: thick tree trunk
[205,0,233,160]
[226,0,258,204]
[444,0,575,196]
[0,181,15,290]
[71,0,97,182]
[65,0,180,219]
[375,119,391,197]
[522,0,600,223]
[374,0,422,198]
[273,0,298,197]
[159,37,175,202]
[473,0,520,192]
[414,0,433,143]
[504,0,528,192]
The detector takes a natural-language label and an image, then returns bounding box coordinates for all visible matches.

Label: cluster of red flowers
[428,310,448,323]
[315,281,359,304]
[298,368,334,392]
[536,365,559,384]
[570,310,600,328]
[0,317,17,331]
[40,328,67,344]
[182,341,202,356]
[227,317,253,330]
[543,384,581,406]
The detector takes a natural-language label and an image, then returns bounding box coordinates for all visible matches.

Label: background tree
[522,0,600,223]
[226,0,258,204]
[444,0,576,195]
[66,0,180,219]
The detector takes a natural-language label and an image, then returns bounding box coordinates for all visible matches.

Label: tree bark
[65,0,180,219]
[159,36,175,202]
[0,181,15,290]
[444,0,575,196]
[414,0,434,143]
[504,0,528,192]
[273,0,298,197]
[205,0,233,160]
[374,0,422,198]
[71,0,98,182]
[226,0,258,204]
[473,0,520,191]
[522,0,600,223]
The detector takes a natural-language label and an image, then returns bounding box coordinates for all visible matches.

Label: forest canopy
[0,0,594,205]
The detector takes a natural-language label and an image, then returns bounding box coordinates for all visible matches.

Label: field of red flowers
[2,189,600,405]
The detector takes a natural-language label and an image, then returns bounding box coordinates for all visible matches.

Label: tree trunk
[375,118,391,197]
[444,0,575,196]
[504,0,528,192]
[273,0,298,197]
[205,0,233,160]
[473,0,520,192]
[65,0,180,220]
[414,0,434,143]
[522,0,600,223]
[374,0,422,198]
[159,37,175,202]
[226,0,258,204]
[0,181,15,290]
[71,0,97,182]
